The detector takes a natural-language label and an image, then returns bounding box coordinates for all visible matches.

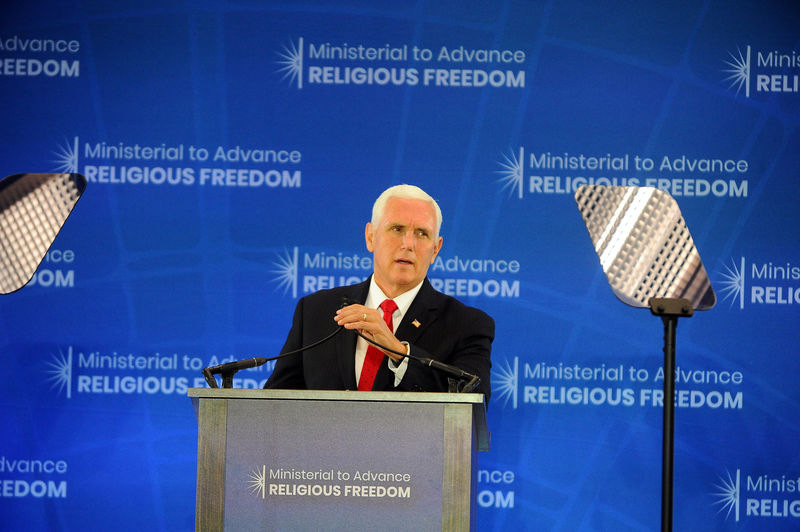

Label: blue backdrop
[2,1,799,530]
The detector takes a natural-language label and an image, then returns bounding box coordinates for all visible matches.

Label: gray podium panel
[189,389,487,532]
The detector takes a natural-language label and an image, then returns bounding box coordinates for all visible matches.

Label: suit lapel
[395,278,441,344]
[336,280,370,390]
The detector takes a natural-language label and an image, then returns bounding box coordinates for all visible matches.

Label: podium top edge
[187,387,485,404]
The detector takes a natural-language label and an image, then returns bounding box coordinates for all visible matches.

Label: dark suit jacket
[264,277,494,401]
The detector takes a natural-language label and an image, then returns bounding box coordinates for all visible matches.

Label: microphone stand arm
[355,331,481,393]
[201,326,346,389]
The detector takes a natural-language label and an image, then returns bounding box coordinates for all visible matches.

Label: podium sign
[189,389,488,531]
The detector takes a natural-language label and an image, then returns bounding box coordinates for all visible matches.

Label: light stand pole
[649,297,693,532]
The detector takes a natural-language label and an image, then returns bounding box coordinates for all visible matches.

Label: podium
[189,388,489,531]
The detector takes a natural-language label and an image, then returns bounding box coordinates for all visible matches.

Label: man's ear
[365,222,374,252]
[430,236,443,264]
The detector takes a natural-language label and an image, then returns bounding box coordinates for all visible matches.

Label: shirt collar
[366,276,423,317]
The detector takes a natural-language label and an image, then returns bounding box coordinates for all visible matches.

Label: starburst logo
[712,469,741,522]
[249,465,267,499]
[496,148,525,199]
[492,356,519,409]
[718,257,746,310]
[276,38,304,89]
[723,46,751,98]
[272,247,299,298]
[45,347,73,398]
[53,137,79,173]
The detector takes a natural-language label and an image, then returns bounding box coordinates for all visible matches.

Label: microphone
[205,357,269,375]
[202,357,269,389]
[412,355,481,393]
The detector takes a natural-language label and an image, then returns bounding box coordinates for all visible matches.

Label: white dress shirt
[354,277,422,387]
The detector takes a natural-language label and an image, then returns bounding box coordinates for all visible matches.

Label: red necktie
[358,299,398,391]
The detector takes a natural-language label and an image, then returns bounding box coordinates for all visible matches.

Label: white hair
[371,184,442,237]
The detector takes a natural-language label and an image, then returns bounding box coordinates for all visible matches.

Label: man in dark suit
[264,184,493,400]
